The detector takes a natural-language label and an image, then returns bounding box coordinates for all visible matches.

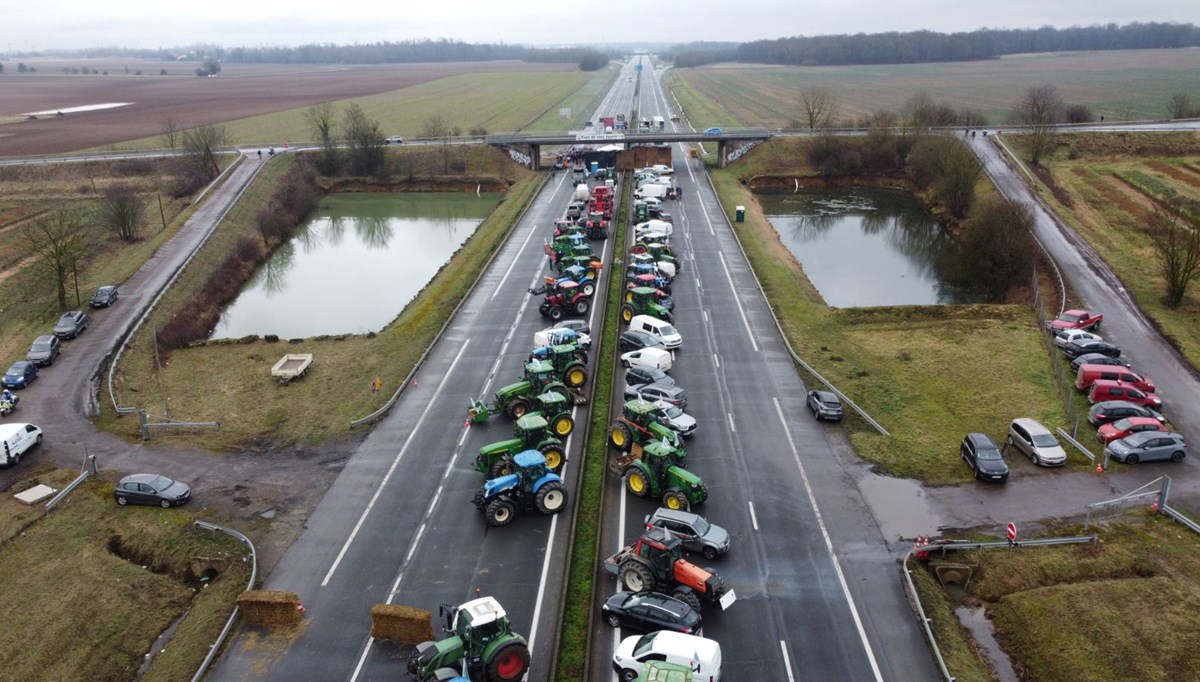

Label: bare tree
[160,117,182,148]
[901,92,948,136]
[1150,204,1200,307]
[1011,85,1065,165]
[305,101,340,174]
[96,184,144,241]
[173,125,228,195]
[420,115,451,139]
[25,207,92,308]
[1166,93,1195,120]
[342,103,385,176]
[800,87,840,132]
[939,197,1036,299]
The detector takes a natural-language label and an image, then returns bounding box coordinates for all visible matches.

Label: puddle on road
[856,471,944,542]
[955,605,1020,682]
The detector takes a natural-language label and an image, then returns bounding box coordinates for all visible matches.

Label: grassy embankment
[669,48,1200,127]
[522,65,620,133]
[1003,132,1200,370]
[100,148,539,449]
[0,468,250,680]
[556,175,629,681]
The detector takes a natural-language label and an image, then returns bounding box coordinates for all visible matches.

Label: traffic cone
[413,379,419,387]
[1096,462,1104,473]
[1152,496,1160,512]
[296,602,307,617]
[464,419,471,429]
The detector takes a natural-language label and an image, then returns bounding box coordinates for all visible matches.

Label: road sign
[1007,522,1017,541]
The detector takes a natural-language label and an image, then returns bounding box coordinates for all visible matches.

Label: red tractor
[538,280,590,321]
[604,526,736,613]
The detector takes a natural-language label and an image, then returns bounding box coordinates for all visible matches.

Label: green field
[670,48,1200,128]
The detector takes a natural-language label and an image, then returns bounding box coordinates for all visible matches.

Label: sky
[3,0,1199,51]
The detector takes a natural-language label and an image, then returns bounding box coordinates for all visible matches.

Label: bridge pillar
[531,144,541,170]
[717,140,727,169]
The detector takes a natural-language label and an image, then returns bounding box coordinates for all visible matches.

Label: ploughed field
[0,60,573,156]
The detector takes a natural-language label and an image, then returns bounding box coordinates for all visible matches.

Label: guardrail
[44,454,98,513]
[190,520,258,682]
[1056,426,1102,466]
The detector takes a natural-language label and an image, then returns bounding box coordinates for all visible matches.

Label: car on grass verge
[114,474,192,508]
[1104,432,1187,464]
[1070,353,1130,373]
[1062,339,1120,359]
[625,382,686,409]
[1097,417,1168,444]
[1007,418,1067,467]
[26,335,61,366]
[2,361,38,389]
[1053,328,1102,349]
[1087,380,1162,410]
[961,433,1009,482]
[89,285,119,308]
[652,400,696,437]
[646,507,729,559]
[601,591,701,635]
[807,390,844,422]
[1088,400,1165,427]
[1048,308,1102,333]
[53,310,89,339]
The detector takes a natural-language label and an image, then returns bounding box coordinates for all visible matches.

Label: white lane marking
[713,353,720,369]
[781,640,797,682]
[718,251,759,352]
[492,221,543,299]
[749,501,759,531]
[773,397,884,681]
[727,412,736,433]
[321,341,471,586]
[704,309,709,322]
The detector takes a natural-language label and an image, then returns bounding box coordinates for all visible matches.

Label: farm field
[669,48,1200,128]
[0,59,577,155]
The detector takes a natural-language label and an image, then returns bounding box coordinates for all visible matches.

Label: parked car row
[2,286,118,393]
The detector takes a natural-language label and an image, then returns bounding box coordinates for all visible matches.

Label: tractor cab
[627,286,673,313]
[635,526,685,574]
[627,272,671,294]
[536,390,569,418]
[513,449,548,482]
[515,413,551,444]
[559,254,602,276]
[524,360,556,391]
[642,438,686,469]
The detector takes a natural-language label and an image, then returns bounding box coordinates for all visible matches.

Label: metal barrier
[190,521,258,682]
[1084,477,1163,531]
[1056,427,1101,465]
[44,454,98,513]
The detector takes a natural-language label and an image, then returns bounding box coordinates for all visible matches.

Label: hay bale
[370,604,433,644]
[237,590,302,627]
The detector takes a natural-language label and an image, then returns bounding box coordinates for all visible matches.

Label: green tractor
[620,286,674,324]
[529,344,588,388]
[467,360,583,424]
[476,412,567,476]
[618,439,706,511]
[406,596,530,682]
[609,399,683,454]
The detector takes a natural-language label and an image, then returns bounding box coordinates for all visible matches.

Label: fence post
[139,410,150,441]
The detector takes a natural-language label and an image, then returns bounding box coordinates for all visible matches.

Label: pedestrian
[675,186,683,200]
[257,149,262,160]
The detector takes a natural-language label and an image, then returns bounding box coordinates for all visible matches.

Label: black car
[807,390,844,422]
[626,366,674,388]
[53,310,89,339]
[2,361,38,389]
[619,330,664,353]
[26,335,61,366]
[960,433,1009,483]
[114,474,192,508]
[1063,339,1120,359]
[1070,353,1131,373]
[601,591,701,635]
[1088,400,1166,426]
[625,382,686,408]
[89,285,119,308]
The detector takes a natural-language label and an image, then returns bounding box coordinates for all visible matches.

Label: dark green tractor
[619,439,706,511]
[620,286,674,324]
[475,413,567,476]
[407,596,530,682]
[609,399,683,454]
[530,344,588,388]
[468,360,580,423]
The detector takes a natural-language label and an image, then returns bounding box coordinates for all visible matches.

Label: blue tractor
[472,451,569,527]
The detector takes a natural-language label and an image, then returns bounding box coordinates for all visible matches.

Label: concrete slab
[14,484,56,505]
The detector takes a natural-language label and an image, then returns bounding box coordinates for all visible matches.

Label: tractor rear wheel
[662,489,690,511]
[620,303,635,324]
[485,498,517,527]
[610,423,633,451]
[490,458,514,478]
[540,445,566,473]
[484,640,530,682]
[564,363,587,388]
[623,466,650,498]
[574,298,590,315]
[548,306,564,322]
[551,413,574,437]
[535,481,568,514]
[505,397,532,420]
[671,586,702,613]
[619,561,655,593]
[582,281,596,297]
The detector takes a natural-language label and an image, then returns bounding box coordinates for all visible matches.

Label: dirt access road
[3,152,353,569]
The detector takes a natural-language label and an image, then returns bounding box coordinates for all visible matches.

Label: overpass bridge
[484,129,773,169]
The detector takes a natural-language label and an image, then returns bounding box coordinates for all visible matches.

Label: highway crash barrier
[370,604,434,644]
[236,590,303,627]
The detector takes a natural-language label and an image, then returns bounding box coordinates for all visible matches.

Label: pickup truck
[1048,309,1102,333]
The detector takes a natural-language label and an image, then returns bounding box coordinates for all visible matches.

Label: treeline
[676,22,1200,67]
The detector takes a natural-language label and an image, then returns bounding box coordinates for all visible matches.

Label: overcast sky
[4,0,1199,52]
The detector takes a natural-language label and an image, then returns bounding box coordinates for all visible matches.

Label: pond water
[211,192,500,339]
[760,188,981,307]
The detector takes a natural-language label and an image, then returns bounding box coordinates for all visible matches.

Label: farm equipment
[476,413,567,476]
[407,596,531,682]
[528,345,589,387]
[604,526,736,613]
[626,271,672,295]
[621,287,674,324]
[630,252,676,280]
[552,219,583,237]
[538,280,591,321]
[609,399,683,453]
[467,359,585,423]
[557,253,603,276]
[583,212,608,240]
[472,450,569,527]
[532,326,590,352]
[530,264,596,298]
[614,438,705,511]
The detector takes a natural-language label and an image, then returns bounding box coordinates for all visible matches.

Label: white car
[635,219,673,238]
[384,135,404,144]
[534,327,591,350]
[652,400,696,437]
[650,164,674,176]
[1008,417,1068,467]
[1054,328,1102,349]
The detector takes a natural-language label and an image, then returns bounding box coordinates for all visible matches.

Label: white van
[0,423,43,465]
[621,347,673,372]
[613,631,722,682]
[629,315,682,349]
[636,183,669,200]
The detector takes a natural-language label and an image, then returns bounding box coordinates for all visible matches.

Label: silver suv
[1007,418,1067,467]
[645,508,729,560]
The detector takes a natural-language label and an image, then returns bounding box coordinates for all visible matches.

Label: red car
[1048,309,1103,333]
[1097,417,1168,444]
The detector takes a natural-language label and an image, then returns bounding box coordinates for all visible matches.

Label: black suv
[53,310,89,339]
[1088,400,1165,426]
[618,330,663,353]
[26,335,61,366]
[625,366,674,388]
[960,433,1009,483]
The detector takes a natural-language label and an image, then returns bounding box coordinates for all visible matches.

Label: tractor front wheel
[505,397,532,420]
[662,488,690,511]
[536,481,568,514]
[490,458,514,478]
[619,561,655,593]
[485,498,517,527]
[574,298,590,315]
[551,413,574,437]
[610,423,633,452]
[564,364,587,388]
[484,640,531,682]
[582,281,596,297]
[623,467,650,498]
[540,445,566,473]
[671,586,702,613]
[548,306,564,322]
[620,303,635,324]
